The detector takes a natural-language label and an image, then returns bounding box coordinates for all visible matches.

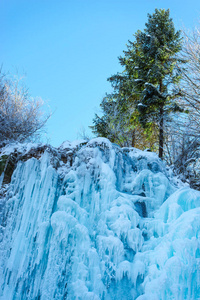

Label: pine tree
[92,9,183,158]
[122,9,183,158]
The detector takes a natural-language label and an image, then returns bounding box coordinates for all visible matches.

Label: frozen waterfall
[0,138,199,299]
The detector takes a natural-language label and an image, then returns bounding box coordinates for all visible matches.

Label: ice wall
[0,138,199,299]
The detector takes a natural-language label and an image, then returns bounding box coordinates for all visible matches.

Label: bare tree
[180,26,200,129]
[163,26,200,189]
[0,71,50,144]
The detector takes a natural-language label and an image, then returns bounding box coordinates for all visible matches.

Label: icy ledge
[0,138,199,300]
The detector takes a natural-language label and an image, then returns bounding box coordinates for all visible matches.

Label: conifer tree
[92,9,183,158]
[122,9,183,158]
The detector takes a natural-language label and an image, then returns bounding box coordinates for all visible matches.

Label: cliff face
[0,138,199,300]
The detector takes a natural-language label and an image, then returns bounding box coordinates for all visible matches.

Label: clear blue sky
[1,0,200,146]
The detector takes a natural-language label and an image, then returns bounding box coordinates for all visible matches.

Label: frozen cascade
[0,138,199,299]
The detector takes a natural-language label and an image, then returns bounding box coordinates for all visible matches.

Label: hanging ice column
[0,138,199,300]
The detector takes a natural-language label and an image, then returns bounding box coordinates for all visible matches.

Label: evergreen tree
[122,9,183,158]
[92,9,183,158]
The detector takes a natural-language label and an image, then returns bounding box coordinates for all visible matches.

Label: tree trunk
[159,79,164,159]
[131,129,135,147]
[159,106,164,159]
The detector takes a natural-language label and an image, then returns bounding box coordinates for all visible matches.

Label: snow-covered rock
[0,138,199,299]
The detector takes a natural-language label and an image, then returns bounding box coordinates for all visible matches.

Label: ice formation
[0,138,199,299]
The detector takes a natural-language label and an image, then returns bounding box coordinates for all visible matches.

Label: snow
[0,142,44,157]
[0,138,199,299]
[59,139,87,150]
